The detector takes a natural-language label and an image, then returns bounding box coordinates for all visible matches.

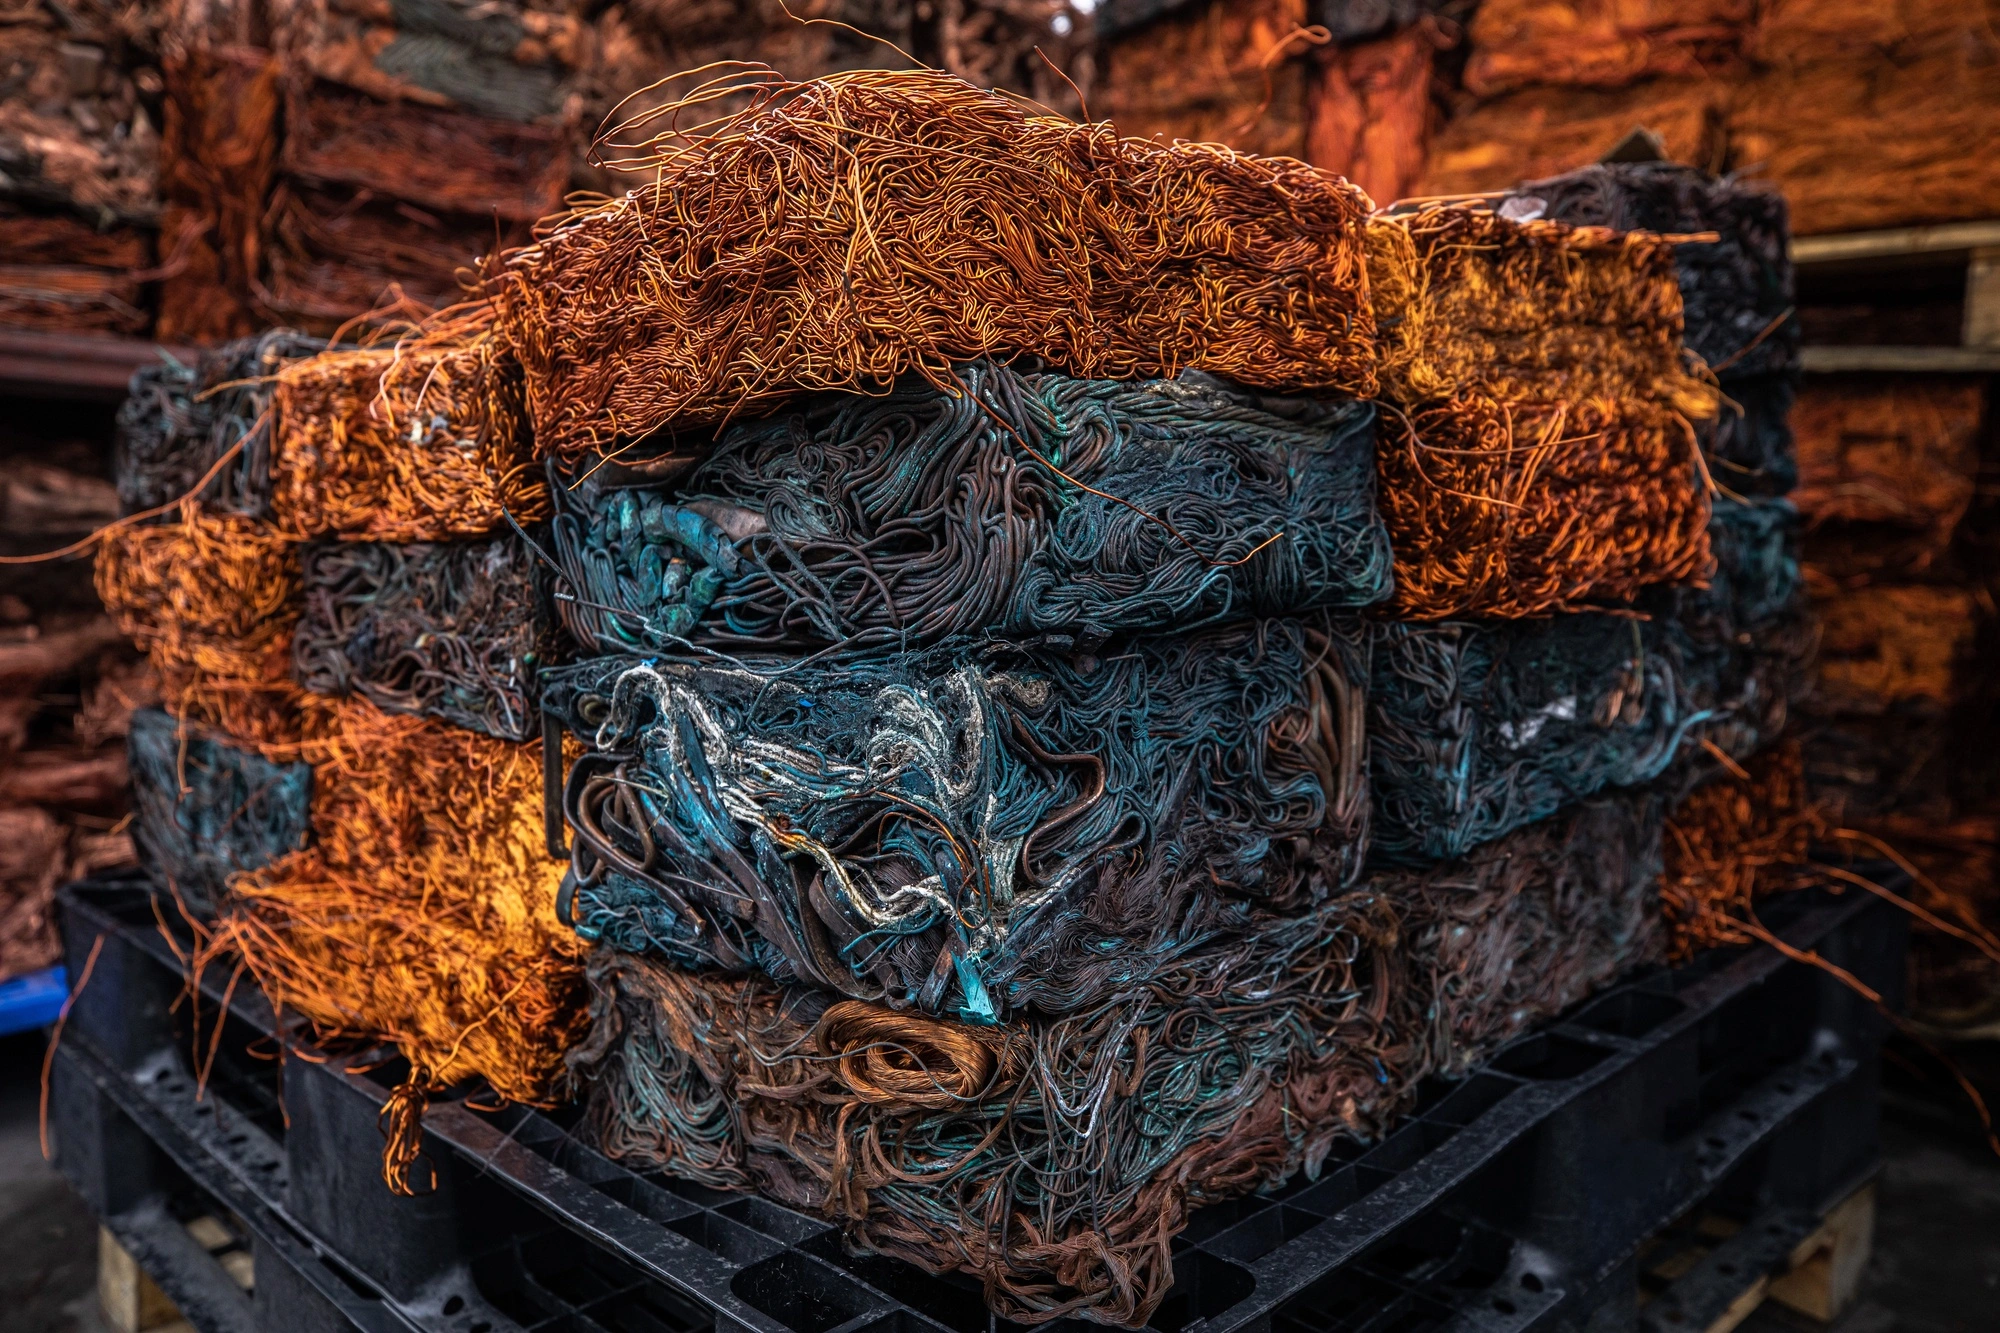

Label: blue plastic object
[0,965,66,1036]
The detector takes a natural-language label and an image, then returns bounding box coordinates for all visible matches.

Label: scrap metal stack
[0,444,146,981]
[0,0,162,336]
[99,67,1822,1328]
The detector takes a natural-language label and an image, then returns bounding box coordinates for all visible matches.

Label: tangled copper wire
[570,790,1668,1326]
[271,305,550,541]
[203,701,586,1190]
[1366,207,1721,619]
[492,66,1379,459]
[1658,745,1823,962]
[90,506,336,749]
[94,506,299,682]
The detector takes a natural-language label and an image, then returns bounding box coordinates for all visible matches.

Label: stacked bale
[0,435,145,979]
[152,0,588,340]
[0,0,162,335]
[92,64,1840,1329]
[103,316,578,1188]
[1363,204,1719,619]
[1407,0,2000,236]
[502,72,1761,1324]
[1785,375,2000,1031]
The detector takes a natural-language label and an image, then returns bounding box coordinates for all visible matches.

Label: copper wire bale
[92,505,339,751]
[1658,743,1821,962]
[270,309,550,541]
[1365,206,1719,619]
[570,789,1667,1326]
[208,701,587,1141]
[1810,583,1978,717]
[493,66,1379,459]
[1417,78,1728,198]
[95,507,301,691]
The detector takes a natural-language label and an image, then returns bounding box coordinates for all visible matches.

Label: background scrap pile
[78,59,1876,1329]
[0,410,149,982]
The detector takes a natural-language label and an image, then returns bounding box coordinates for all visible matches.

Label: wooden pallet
[98,1213,255,1333]
[1794,220,2000,374]
[1637,1181,1876,1333]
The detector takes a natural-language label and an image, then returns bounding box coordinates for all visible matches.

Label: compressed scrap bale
[155,40,280,344]
[1097,0,1313,159]
[1,804,134,981]
[1706,373,1798,497]
[256,182,523,334]
[268,317,549,541]
[128,706,312,917]
[1657,742,1819,962]
[1500,162,1797,383]
[494,67,1379,459]
[1800,710,1955,830]
[552,364,1390,656]
[1745,0,1993,71]
[115,329,328,517]
[269,0,582,220]
[95,508,299,687]
[1810,583,1978,717]
[0,204,151,334]
[1729,33,2000,236]
[1418,78,1727,198]
[0,3,162,221]
[542,616,1369,1018]
[248,0,584,331]
[294,534,544,742]
[1462,0,1751,98]
[209,701,587,1164]
[1366,206,1719,619]
[0,461,119,541]
[1792,377,1982,563]
[1889,814,2000,1032]
[1369,497,1808,864]
[0,0,162,333]
[587,0,1088,188]
[1304,19,1441,207]
[92,507,333,749]
[570,787,1665,1327]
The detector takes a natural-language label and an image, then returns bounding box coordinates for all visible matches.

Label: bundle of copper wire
[571,790,1668,1326]
[269,308,550,541]
[1365,206,1720,619]
[492,66,1380,459]
[94,506,296,691]
[91,505,343,751]
[1657,744,1822,962]
[206,700,586,1188]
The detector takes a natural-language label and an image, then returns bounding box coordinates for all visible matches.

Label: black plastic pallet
[47,873,1903,1333]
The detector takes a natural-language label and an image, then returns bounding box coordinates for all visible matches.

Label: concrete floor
[0,1030,114,1333]
[3,1028,1998,1333]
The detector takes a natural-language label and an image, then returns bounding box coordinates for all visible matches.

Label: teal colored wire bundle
[128,707,314,917]
[1368,498,1810,864]
[548,362,1389,656]
[541,616,1369,1019]
[114,330,328,518]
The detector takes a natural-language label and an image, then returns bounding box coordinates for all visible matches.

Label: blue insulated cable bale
[541,615,1370,1018]
[548,362,1390,656]
[128,707,313,917]
[1369,497,1810,865]
[293,534,546,743]
[114,330,329,519]
[1705,372,1798,496]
